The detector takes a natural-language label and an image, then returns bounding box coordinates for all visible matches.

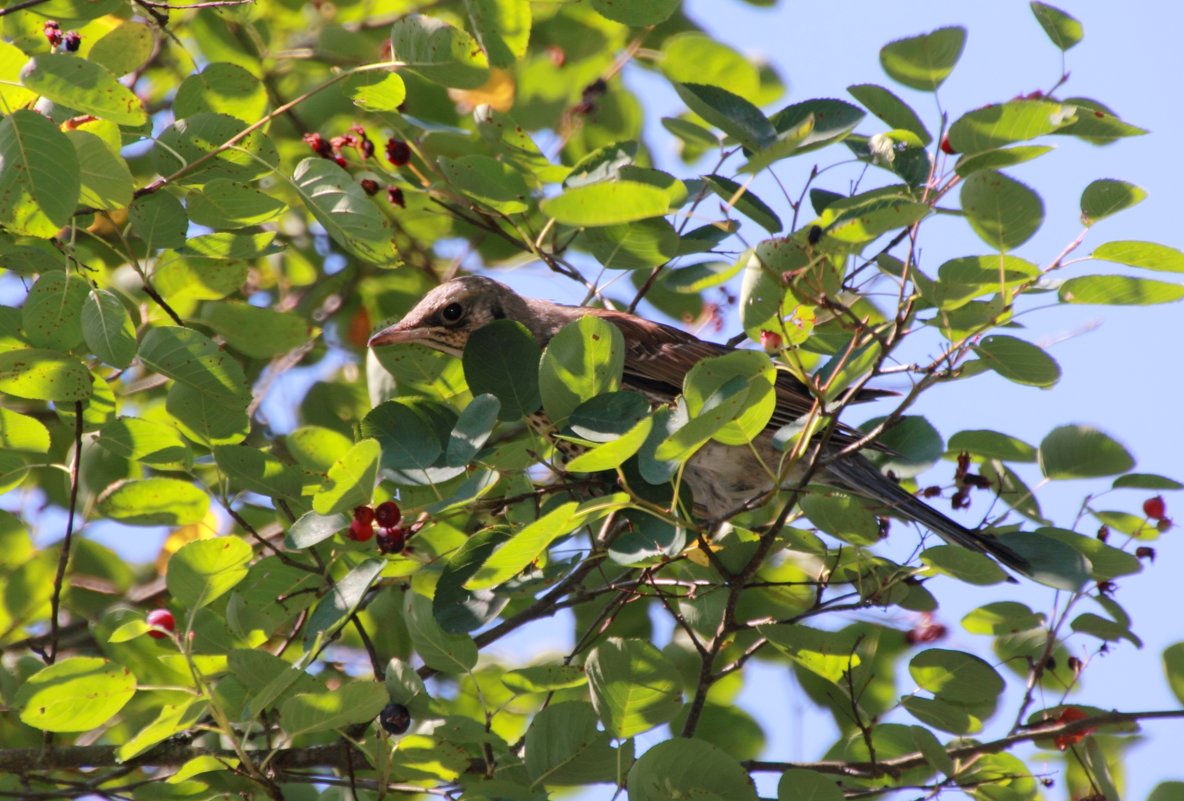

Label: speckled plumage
[370,275,1028,574]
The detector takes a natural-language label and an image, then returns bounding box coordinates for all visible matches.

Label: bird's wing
[590,309,889,451]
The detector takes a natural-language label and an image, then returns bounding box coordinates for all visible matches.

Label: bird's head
[367,275,537,356]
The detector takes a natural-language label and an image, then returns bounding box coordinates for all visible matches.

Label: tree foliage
[0,1,1182,800]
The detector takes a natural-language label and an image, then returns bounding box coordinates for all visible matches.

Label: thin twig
[44,400,84,666]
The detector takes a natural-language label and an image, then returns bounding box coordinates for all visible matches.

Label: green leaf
[117,699,208,762]
[653,377,749,463]
[1164,643,1184,706]
[1054,97,1148,143]
[445,394,501,466]
[502,664,588,693]
[1031,2,1083,50]
[439,154,531,214]
[281,682,389,737]
[961,170,1044,250]
[759,625,862,683]
[954,145,1054,177]
[0,348,92,401]
[1112,473,1183,490]
[166,536,252,609]
[1071,612,1141,647]
[947,100,1076,154]
[1080,179,1146,224]
[525,701,629,786]
[1039,425,1134,479]
[948,429,1037,462]
[155,112,278,186]
[0,41,39,111]
[465,501,580,590]
[934,254,1040,310]
[847,83,931,144]
[16,657,136,733]
[922,545,1010,585]
[674,82,776,151]
[464,0,531,68]
[291,157,398,263]
[799,492,881,546]
[166,383,250,446]
[174,62,268,123]
[433,524,510,632]
[579,218,680,270]
[97,417,192,470]
[21,270,89,350]
[343,70,407,111]
[304,558,386,650]
[187,179,288,229]
[128,192,189,250]
[200,302,310,359]
[313,438,381,515]
[879,26,966,91]
[68,130,133,210]
[590,0,678,26]
[586,637,682,738]
[183,230,278,260]
[910,648,1003,706]
[1091,241,1184,273]
[702,174,782,233]
[778,769,844,801]
[1150,783,1184,801]
[962,601,1044,635]
[538,316,624,430]
[98,477,210,527]
[363,399,449,472]
[21,54,146,126]
[540,181,670,227]
[82,289,137,369]
[0,110,81,237]
[661,33,760,97]
[683,350,775,446]
[816,190,930,248]
[286,511,348,550]
[566,416,653,472]
[0,408,50,453]
[1036,527,1143,581]
[405,590,479,673]
[390,14,490,89]
[1059,275,1184,305]
[463,320,542,421]
[972,334,1061,388]
[214,446,303,500]
[901,695,983,734]
[88,22,155,76]
[629,738,758,801]
[139,326,250,403]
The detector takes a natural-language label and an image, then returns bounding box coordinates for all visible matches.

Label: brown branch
[44,400,84,666]
[0,0,53,17]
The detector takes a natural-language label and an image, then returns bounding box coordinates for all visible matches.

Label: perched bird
[369,275,1028,574]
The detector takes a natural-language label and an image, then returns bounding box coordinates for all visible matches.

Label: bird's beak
[367,321,418,348]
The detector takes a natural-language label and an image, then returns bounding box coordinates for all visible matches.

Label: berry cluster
[43,21,81,52]
[302,128,412,208]
[350,501,410,554]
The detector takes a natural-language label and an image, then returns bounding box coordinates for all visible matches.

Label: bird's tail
[823,455,1030,576]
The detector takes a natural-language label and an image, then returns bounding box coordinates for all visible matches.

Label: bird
[368,275,1029,575]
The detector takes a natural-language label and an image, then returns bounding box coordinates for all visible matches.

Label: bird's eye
[440,302,465,324]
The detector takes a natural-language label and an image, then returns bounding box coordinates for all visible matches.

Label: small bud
[1096,525,1109,542]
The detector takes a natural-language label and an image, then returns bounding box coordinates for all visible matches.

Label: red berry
[146,609,175,639]
[385,138,411,166]
[44,21,63,48]
[379,702,411,734]
[940,134,956,155]
[1136,546,1156,562]
[303,132,331,158]
[1143,495,1167,520]
[334,155,348,168]
[387,186,405,208]
[348,518,374,542]
[354,505,374,524]
[63,31,81,52]
[375,500,401,528]
[759,330,782,351]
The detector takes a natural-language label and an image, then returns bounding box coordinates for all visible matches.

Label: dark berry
[385,138,411,166]
[379,702,411,735]
[387,186,405,208]
[1096,525,1109,542]
[375,500,401,528]
[63,31,81,52]
[348,518,374,542]
[377,526,406,554]
[1136,546,1156,562]
[1143,495,1166,520]
[807,224,823,245]
[44,21,63,48]
[354,505,374,524]
[334,155,348,169]
[360,178,380,196]
[303,132,331,158]
[146,609,175,639]
[940,134,955,155]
